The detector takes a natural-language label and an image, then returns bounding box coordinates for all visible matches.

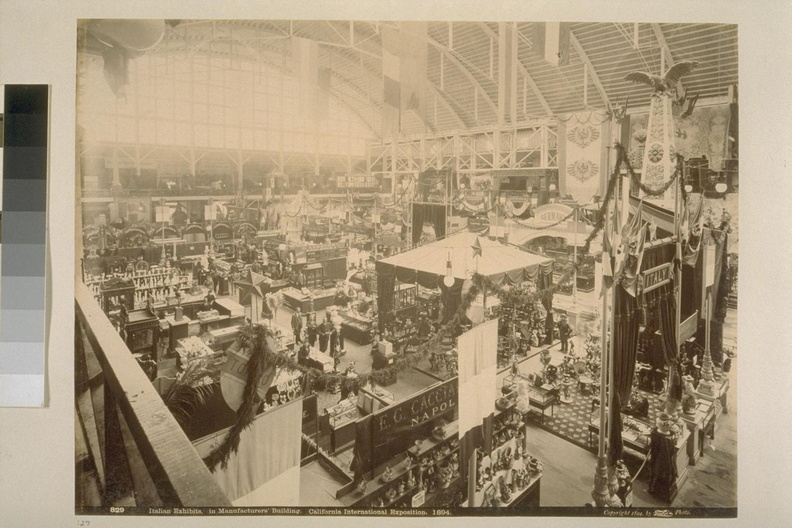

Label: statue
[682,374,698,415]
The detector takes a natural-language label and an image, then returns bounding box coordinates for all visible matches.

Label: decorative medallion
[647,143,665,164]
[566,160,599,183]
[567,125,600,150]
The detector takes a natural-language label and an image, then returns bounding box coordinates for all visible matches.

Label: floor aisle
[529,307,738,508]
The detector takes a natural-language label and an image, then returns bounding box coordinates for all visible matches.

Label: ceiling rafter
[651,23,675,69]
[476,22,552,116]
[428,83,467,129]
[569,31,611,109]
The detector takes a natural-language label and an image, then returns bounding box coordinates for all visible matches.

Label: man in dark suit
[558,315,573,353]
[291,307,303,344]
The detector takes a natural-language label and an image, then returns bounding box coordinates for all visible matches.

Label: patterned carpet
[530,381,666,453]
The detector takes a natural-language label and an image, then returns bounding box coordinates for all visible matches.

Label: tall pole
[666,167,683,420]
[606,174,623,497]
[698,286,715,395]
[572,206,578,335]
[592,148,613,506]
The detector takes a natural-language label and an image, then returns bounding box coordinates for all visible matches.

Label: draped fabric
[457,319,499,507]
[411,203,446,245]
[350,415,374,479]
[608,285,641,464]
[642,244,678,365]
[682,195,705,266]
[375,260,396,331]
[193,399,302,505]
[648,429,679,500]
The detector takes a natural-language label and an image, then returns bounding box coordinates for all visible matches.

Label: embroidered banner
[558,110,610,203]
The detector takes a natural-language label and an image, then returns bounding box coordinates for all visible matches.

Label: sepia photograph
[72,18,741,517]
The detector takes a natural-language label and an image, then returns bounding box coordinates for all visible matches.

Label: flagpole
[666,162,683,420]
[592,150,612,507]
[606,172,623,498]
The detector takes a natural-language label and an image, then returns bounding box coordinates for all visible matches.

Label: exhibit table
[696,376,730,414]
[680,398,721,465]
[325,399,359,452]
[307,349,334,372]
[357,384,394,414]
[281,286,337,312]
[588,411,653,459]
[339,311,375,345]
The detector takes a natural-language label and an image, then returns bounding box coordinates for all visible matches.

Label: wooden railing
[75,281,231,509]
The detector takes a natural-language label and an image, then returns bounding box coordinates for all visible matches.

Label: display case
[339,311,375,345]
[588,410,652,458]
[302,262,324,289]
[393,283,417,312]
[99,277,136,315]
[338,422,461,508]
[121,309,159,359]
[325,399,359,452]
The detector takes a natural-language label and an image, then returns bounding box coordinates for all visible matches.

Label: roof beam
[425,37,498,117]
[476,22,552,116]
[569,31,611,109]
[651,23,675,68]
[428,83,467,129]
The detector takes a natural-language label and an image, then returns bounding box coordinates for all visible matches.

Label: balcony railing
[75,281,230,509]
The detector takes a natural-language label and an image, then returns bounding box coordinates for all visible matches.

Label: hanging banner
[558,110,610,203]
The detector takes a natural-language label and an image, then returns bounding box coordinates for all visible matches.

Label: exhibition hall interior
[74,20,738,513]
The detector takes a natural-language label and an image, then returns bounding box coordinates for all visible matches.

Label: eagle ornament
[624,61,700,94]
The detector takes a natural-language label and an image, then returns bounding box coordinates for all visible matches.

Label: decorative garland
[201,142,686,468]
[503,205,578,230]
[204,324,274,470]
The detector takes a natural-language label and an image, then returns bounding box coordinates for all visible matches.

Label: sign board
[220,339,278,411]
[371,377,458,435]
[641,262,673,294]
[680,311,698,342]
[411,490,426,507]
[533,203,574,224]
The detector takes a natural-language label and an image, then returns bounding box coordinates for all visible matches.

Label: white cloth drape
[193,398,303,504]
[457,319,499,438]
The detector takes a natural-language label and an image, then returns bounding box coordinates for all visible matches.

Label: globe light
[715,182,728,193]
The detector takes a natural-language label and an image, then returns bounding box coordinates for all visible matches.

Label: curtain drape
[375,261,396,332]
[608,284,641,464]
[193,399,302,504]
[411,203,447,245]
[458,319,498,507]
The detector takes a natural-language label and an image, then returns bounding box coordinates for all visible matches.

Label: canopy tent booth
[375,232,554,339]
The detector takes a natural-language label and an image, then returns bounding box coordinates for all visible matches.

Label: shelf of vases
[342,423,460,508]
[472,430,542,508]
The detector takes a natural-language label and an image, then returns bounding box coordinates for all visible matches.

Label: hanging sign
[220,339,278,411]
[641,262,673,294]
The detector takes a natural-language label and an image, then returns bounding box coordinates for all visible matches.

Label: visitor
[291,307,304,344]
[318,315,334,353]
[559,315,573,353]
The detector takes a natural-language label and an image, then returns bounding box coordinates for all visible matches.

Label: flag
[457,319,498,507]
[291,37,319,116]
[381,22,428,139]
[616,201,647,297]
[533,22,571,67]
[381,30,401,141]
